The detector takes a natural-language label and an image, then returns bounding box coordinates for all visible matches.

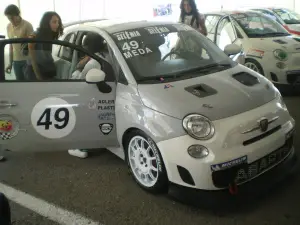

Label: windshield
[109,24,236,83]
[231,12,290,38]
[273,8,300,25]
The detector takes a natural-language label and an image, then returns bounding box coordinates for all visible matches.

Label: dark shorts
[12,60,26,81]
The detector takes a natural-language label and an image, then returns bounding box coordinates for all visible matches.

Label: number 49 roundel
[31,97,76,139]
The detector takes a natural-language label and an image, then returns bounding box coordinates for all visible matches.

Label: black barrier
[0,192,11,225]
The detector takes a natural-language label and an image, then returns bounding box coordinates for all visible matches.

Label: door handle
[0,101,17,108]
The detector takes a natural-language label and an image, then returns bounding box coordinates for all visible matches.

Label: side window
[216,18,237,50]
[58,33,76,61]
[1,40,114,82]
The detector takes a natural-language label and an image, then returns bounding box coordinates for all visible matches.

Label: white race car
[204,10,300,88]
[0,19,297,199]
[251,7,300,36]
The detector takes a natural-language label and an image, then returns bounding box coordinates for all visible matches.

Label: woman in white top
[179,0,207,36]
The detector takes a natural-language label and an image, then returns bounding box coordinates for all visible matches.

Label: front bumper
[168,146,298,207]
[259,53,300,85]
[157,97,295,190]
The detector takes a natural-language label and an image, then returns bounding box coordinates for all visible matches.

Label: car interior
[54,31,114,81]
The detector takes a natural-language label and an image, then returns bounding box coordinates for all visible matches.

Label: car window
[205,15,222,34]
[109,24,237,83]
[273,8,300,24]
[216,17,237,50]
[205,15,222,41]
[231,12,290,38]
[1,40,115,82]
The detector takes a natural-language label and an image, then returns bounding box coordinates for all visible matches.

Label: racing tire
[124,130,168,194]
[245,58,264,76]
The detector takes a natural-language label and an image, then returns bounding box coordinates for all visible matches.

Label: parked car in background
[204,10,300,88]
[251,8,300,36]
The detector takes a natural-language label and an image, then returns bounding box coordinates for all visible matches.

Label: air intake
[185,83,217,98]
[232,72,259,86]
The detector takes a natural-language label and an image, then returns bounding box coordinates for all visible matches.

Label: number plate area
[212,134,294,188]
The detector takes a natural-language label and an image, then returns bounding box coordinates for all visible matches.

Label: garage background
[1,0,299,36]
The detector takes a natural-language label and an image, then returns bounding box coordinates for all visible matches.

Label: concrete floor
[0,95,299,225]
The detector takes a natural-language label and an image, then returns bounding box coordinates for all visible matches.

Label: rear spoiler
[63,19,108,28]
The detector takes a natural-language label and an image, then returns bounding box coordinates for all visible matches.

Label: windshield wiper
[180,63,232,74]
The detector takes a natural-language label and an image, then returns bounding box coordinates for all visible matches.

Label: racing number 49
[37,108,69,130]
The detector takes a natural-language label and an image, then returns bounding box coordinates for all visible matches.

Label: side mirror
[224,44,242,56]
[85,68,106,84]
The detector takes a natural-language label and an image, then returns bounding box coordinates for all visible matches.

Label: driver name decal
[113,30,141,41]
[121,40,153,59]
[31,97,76,139]
[145,26,170,34]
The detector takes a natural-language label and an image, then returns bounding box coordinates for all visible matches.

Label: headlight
[182,114,215,140]
[273,49,288,61]
[278,95,287,110]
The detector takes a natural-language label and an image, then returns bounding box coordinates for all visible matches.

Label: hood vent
[185,84,217,98]
[232,72,260,86]
[273,39,287,44]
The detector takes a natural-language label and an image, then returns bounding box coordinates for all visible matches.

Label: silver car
[0,19,297,196]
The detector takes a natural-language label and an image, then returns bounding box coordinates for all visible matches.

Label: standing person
[179,0,207,36]
[25,11,63,80]
[4,4,34,80]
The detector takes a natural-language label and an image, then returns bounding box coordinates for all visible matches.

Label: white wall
[0,0,299,36]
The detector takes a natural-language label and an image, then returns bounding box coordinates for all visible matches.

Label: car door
[0,38,118,152]
[214,15,243,61]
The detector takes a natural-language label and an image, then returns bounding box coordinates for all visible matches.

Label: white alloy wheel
[245,61,260,72]
[128,136,159,187]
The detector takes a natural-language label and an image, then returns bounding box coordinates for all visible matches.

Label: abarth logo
[258,118,268,132]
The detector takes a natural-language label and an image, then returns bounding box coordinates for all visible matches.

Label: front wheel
[125,130,168,193]
[244,58,264,75]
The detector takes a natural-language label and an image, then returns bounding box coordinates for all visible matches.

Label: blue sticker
[210,156,247,172]
[98,112,115,120]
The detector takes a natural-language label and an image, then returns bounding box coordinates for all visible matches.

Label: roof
[204,9,262,16]
[64,18,180,34]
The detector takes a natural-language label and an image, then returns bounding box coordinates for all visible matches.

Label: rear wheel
[125,130,168,193]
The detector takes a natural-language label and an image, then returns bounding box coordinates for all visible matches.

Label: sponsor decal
[0,120,12,132]
[211,156,247,172]
[88,98,97,110]
[246,48,264,58]
[99,123,113,135]
[0,115,20,140]
[98,112,115,121]
[98,100,115,110]
[144,26,170,34]
[147,138,162,172]
[113,30,141,41]
[234,146,291,183]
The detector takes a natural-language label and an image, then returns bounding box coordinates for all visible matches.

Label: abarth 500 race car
[204,10,300,88]
[251,7,300,36]
[0,19,297,198]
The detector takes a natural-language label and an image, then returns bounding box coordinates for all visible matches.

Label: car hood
[248,35,300,52]
[137,65,278,120]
